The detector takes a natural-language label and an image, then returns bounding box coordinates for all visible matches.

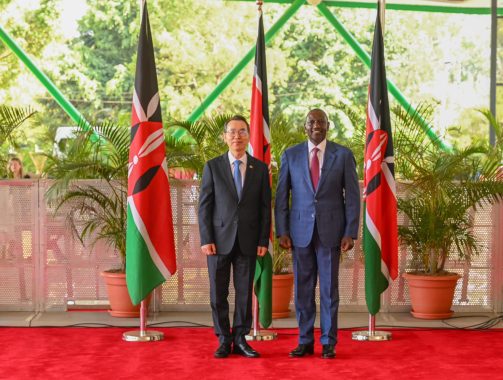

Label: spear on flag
[353,0,398,342]
[247,0,276,341]
[123,0,177,342]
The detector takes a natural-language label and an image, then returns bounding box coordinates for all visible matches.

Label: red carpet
[0,327,502,380]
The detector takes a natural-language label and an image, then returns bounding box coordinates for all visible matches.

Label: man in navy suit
[275,108,360,359]
[198,115,271,359]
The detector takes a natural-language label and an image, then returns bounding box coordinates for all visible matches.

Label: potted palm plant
[46,115,230,316]
[45,122,137,316]
[165,113,230,178]
[394,105,503,319]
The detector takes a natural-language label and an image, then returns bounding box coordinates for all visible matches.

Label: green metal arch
[188,0,463,150]
[2,1,498,148]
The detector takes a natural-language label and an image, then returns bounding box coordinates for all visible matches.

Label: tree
[0,1,494,150]
[0,0,59,94]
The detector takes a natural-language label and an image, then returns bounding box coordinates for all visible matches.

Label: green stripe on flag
[254,252,272,328]
[126,205,165,305]
[363,212,389,316]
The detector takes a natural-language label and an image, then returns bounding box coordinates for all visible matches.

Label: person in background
[7,157,30,179]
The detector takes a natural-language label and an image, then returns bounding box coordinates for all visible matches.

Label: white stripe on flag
[128,130,165,177]
[138,129,164,158]
[161,156,169,178]
[254,65,262,95]
[367,97,380,131]
[263,118,270,144]
[128,161,134,178]
[381,258,390,281]
[128,195,172,279]
[146,92,160,120]
[133,90,147,122]
[365,207,381,250]
[370,134,387,162]
[382,156,397,199]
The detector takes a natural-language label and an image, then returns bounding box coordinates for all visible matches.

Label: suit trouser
[293,226,341,345]
[207,236,256,345]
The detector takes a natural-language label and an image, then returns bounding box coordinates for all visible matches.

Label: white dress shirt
[228,151,247,187]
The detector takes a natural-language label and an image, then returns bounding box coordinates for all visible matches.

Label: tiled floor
[1,311,501,330]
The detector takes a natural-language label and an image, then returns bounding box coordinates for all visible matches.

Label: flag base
[122,330,164,342]
[352,330,392,341]
[245,330,277,341]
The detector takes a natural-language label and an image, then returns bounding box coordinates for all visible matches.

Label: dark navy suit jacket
[198,152,271,256]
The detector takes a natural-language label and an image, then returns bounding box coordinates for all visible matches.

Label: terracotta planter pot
[100,271,151,318]
[403,272,461,320]
[272,273,294,319]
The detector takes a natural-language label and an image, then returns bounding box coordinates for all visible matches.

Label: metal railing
[0,179,501,313]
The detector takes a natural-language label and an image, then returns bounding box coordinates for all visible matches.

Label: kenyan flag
[363,2,398,316]
[249,10,272,329]
[126,1,176,305]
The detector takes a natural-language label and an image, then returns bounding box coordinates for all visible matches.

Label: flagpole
[123,0,170,342]
[352,0,392,342]
[123,294,164,341]
[353,314,391,341]
[140,300,147,335]
[246,0,277,342]
[248,267,277,340]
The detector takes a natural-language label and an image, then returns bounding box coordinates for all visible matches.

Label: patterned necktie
[234,160,242,200]
[310,147,320,190]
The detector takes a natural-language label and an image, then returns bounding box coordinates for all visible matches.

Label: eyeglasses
[225,129,249,137]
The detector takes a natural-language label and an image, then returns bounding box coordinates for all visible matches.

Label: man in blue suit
[275,108,360,359]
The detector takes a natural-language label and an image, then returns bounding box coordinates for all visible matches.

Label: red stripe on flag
[130,169,176,274]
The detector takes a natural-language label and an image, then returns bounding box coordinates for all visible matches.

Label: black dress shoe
[214,343,232,358]
[289,344,314,358]
[233,340,260,358]
[321,344,336,359]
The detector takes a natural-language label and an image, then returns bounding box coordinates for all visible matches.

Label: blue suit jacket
[275,141,360,248]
